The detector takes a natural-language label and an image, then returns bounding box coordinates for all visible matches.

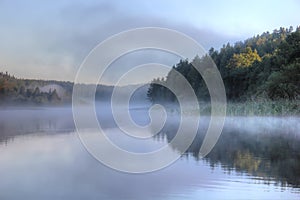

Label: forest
[0,72,143,105]
[1,26,299,113]
[0,72,115,105]
[0,72,70,105]
[147,26,300,115]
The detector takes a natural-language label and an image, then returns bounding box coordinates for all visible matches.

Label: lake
[0,106,299,200]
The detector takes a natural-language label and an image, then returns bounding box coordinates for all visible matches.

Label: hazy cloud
[0,1,298,83]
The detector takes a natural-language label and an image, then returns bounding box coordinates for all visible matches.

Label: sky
[0,0,299,84]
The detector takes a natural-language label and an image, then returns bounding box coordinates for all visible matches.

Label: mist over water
[0,104,299,199]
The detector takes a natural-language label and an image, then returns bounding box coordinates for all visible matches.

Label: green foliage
[0,72,123,105]
[147,26,300,106]
[265,63,300,100]
[0,72,68,105]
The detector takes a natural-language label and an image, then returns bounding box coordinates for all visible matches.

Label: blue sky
[0,0,299,83]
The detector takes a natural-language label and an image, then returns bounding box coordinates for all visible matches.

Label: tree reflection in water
[157,117,300,188]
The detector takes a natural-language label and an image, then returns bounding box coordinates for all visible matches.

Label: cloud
[0,1,253,83]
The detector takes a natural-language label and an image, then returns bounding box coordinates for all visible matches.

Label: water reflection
[0,107,75,144]
[0,107,299,199]
[158,116,300,188]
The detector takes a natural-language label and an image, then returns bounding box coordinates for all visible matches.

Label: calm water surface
[0,106,299,200]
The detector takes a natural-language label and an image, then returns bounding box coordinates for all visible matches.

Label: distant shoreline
[0,100,299,117]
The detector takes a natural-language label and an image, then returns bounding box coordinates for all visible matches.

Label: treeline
[0,72,144,105]
[0,72,73,105]
[147,26,300,105]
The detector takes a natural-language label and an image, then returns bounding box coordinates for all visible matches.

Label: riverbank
[171,100,300,116]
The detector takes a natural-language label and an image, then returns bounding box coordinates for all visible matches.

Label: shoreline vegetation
[1,26,299,116]
[147,26,300,116]
[178,100,299,116]
[150,100,299,116]
[224,100,299,116]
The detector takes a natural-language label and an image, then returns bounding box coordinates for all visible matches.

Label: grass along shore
[165,100,299,116]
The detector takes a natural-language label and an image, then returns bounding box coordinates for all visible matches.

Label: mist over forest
[1,26,299,116]
[0,72,148,106]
